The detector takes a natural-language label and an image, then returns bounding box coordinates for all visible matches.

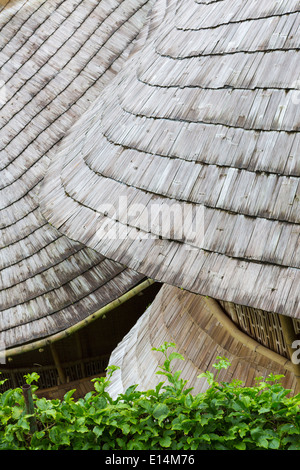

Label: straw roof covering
[107,283,300,397]
[40,0,300,319]
[0,0,154,349]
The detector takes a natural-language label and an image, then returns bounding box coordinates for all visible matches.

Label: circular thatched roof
[40,0,300,318]
[0,0,154,349]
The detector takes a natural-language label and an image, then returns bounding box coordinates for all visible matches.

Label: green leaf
[12,406,23,420]
[214,442,229,450]
[94,396,107,410]
[258,406,271,414]
[237,423,249,438]
[250,426,264,440]
[153,403,170,421]
[168,352,185,362]
[106,365,120,374]
[59,432,70,446]
[279,423,300,435]
[159,434,172,448]
[250,426,278,449]
[120,423,131,435]
[2,390,15,407]
[45,408,57,419]
[197,371,215,386]
[213,357,231,371]
[139,399,153,413]
[34,431,45,440]
[49,427,61,445]
[17,417,30,431]
[171,414,185,431]
[269,438,280,449]
[234,441,246,450]
[24,372,40,385]
[35,398,52,411]
[63,389,76,403]
[199,412,214,426]
[93,425,104,438]
[127,439,145,450]
[75,417,88,433]
[181,419,195,434]
[152,342,176,354]
[125,384,138,395]
[257,437,269,449]
[184,394,193,407]
[116,437,126,448]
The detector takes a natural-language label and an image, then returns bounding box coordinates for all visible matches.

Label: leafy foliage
[0,343,299,450]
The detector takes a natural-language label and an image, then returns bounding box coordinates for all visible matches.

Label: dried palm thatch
[40,0,300,320]
[0,0,154,350]
[107,284,300,398]
[37,0,300,393]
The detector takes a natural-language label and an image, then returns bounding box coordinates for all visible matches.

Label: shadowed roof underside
[0,0,153,348]
[41,0,300,319]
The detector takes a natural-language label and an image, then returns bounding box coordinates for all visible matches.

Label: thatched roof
[0,0,154,349]
[40,0,300,319]
[107,283,300,397]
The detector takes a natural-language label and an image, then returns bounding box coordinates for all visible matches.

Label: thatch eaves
[107,283,300,398]
[40,0,300,318]
[0,0,153,350]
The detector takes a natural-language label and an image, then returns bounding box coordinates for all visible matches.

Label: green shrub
[0,342,299,450]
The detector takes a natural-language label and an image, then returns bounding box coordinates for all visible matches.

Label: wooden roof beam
[203,296,296,375]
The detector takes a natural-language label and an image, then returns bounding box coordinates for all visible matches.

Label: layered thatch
[107,284,300,398]
[40,0,300,319]
[2,0,300,397]
[0,0,154,349]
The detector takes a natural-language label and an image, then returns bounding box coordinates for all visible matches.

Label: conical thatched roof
[0,0,154,350]
[107,283,300,398]
[40,0,300,319]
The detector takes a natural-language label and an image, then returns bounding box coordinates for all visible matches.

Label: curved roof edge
[40,0,300,318]
[0,0,154,348]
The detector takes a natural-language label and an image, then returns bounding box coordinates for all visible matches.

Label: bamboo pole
[203,296,295,373]
[22,384,38,434]
[5,279,156,359]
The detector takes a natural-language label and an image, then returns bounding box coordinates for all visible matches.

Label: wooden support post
[279,314,300,391]
[75,332,85,378]
[10,370,17,389]
[50,343,66,385]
